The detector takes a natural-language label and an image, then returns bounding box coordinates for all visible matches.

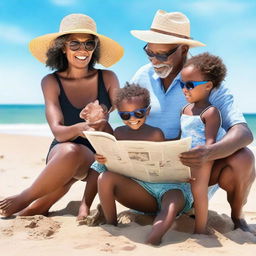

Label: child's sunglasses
[66,40,97,51]
[180,80,209,90]
[118,107,149,121]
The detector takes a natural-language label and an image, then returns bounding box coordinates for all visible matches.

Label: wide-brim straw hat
[131,10,205,47]
[29,13,124,67]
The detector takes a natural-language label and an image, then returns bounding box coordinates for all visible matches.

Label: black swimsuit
[47,70,112,157]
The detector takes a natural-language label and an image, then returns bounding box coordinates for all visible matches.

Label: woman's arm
[103,70,120,110]
[42,74,92,142]
[81,70,120,133]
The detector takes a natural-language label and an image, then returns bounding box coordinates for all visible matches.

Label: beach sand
[0,134,255,256]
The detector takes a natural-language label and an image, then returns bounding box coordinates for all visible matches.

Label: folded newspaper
[84,131,192,183]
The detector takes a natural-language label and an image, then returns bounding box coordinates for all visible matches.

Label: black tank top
[47,70,112,156]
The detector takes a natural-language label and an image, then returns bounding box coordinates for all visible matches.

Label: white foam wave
[0,124,52,137]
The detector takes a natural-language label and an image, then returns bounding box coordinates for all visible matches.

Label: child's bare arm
[95,154,107,164]
[201,107,221,145]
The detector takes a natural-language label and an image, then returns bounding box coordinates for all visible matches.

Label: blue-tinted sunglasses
[180,80,209,90]
[118,107,149,120]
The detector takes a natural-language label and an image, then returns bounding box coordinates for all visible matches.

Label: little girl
[180,52,227,234]
[93,83,194,245]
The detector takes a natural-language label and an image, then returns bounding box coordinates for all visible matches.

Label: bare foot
[0,194,30,217]
[18,204,49,217]
[145,231,162,246]
[77,203,90,221]
[78,204,106,226]
[232,217,252,233]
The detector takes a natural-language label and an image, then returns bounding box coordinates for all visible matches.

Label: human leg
[97,171,158,225]
[77,169,100,220]
[19,178,77,216]
[209,147,255,231]
[0,142,94,217]
[146,189,185,245]
[190,162,212,234]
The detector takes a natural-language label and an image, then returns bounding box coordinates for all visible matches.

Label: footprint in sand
[1,215,61,239]
[100,241,137,253]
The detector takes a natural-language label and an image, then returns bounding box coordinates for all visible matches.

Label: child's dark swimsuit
[47,70,112,160]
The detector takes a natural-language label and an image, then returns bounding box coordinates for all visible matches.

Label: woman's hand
[80,100,109,131]
[75,122,95,138]
[80,100,108,122]
[95,153,107,164]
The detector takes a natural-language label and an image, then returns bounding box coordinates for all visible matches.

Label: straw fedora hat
[131,10,205,47]
[29,13,124,67]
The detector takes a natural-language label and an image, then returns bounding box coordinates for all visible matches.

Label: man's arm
[180,123,253,168]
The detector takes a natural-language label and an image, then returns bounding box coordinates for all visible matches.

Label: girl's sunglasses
[66,40,97,51]
[118,107,149,121]
[180,80,209,90]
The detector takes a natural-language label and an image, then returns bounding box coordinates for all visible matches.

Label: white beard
[153,64,173,78]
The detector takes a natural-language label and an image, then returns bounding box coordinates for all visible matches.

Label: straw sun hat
[131,10,205,47]
[29,13,124,67]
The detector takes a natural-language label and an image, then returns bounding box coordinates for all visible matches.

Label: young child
[92,83,194,245]
[180,52,227,234]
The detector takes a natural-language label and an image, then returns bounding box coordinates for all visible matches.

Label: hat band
[150,28,192,40]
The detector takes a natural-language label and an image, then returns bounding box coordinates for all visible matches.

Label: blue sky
[0,0,255,113]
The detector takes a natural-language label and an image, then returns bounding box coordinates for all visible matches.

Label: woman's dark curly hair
[184,52,227,88]
[45,34,100,71]
[114,82,150,108]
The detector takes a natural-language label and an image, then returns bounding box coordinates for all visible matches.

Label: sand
[0,133,255,256]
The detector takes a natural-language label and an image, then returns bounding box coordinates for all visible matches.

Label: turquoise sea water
[1,104,256,138]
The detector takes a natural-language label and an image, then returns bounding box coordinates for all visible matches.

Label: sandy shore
[0,133,255,256]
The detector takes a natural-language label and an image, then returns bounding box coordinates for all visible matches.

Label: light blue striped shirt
[130,63,246,139]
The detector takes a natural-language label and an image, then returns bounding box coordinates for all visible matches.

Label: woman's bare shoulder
[41,73,59,94]
[101,69,119,83]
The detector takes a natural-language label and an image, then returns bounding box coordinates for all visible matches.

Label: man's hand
[179,145,212,168]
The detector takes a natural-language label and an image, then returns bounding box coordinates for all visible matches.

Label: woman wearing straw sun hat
[0,13,124,220]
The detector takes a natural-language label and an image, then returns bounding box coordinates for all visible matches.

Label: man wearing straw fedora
[130,10,255,232]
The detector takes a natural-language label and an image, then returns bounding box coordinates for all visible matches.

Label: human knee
[97,171,116,187]
[228,148,254,168]
[226,148,255,180]
[61,143,84,159]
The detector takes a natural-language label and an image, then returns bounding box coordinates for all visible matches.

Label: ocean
[1,105,256,142]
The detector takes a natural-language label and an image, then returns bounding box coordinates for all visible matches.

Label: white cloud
[0,24,32,44]
[182,0,251,16]
[50,0,78,6]
[0,62,46,104]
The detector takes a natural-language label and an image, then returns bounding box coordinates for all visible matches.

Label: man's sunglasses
[143,45,179,62]
[180,80,209,90]
[118,107,149,121]
[66,40,97,51]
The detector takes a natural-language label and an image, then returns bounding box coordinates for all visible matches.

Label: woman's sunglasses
[66,40,97,51]
[118,107,149,121]
[143,45,179,62]
[180,80,209,90]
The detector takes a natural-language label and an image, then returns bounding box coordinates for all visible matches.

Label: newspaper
[84,131,192,183]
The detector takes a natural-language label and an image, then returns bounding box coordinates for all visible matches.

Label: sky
[0,0,255,113]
